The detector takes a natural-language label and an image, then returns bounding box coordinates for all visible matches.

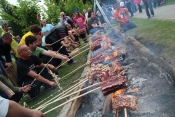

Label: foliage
[44,0,92,25]
[0,0,41,36]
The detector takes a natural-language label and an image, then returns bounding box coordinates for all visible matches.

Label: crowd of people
[0,0,168,115]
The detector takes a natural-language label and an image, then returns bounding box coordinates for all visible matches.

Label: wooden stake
[60,61,90,80]
[56,47,89,69]
[38,82,99,110]
[43,87,101,115]
[35,78,88,109]
[124,108,128,117]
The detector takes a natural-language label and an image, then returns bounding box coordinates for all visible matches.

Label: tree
[44,0,92,25]
[0,0,41,36]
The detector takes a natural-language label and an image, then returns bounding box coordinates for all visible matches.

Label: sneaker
[147,16,151,19]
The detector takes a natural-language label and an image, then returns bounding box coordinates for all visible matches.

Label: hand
[63,56,70,62]
[47,64,56,71]
[31,110,44,117]
[21,85,31,93]
[49,81,57,87]
[5,62,13,68]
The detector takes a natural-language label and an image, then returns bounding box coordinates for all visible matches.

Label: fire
[112,89,125,102]
[113,50,118,57]
[112,61,121,75]
[107,38,111,46]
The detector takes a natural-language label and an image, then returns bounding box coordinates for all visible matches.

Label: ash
[83,110,102,117]
[76,32,175,117]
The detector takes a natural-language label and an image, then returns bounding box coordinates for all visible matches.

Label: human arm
[6,99,44,117]
[42,50,69,62]
[27,70,56,87]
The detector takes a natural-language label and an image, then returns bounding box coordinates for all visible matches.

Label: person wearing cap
[114,4,136,32]
[73,9,87,43]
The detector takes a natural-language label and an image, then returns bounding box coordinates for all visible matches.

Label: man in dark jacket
[0,33,13,68]
[142,0,154,19]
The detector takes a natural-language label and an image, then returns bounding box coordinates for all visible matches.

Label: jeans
[144,0,154,17]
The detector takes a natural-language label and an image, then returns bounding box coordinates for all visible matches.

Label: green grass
[20,40,89,117]
[127,18,175,54]
[163,0,175,6]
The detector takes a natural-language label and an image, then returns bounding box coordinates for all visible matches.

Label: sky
[7,0,18,5]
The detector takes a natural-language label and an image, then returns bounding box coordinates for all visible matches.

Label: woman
[73,9,87,43]
[134,0,143,13]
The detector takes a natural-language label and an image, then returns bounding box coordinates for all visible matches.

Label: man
[17,44,57,99]
[25,35,69,64]
[87,8,93,18]
[83,9,88,22]
[1,23,18,57]
[142,0,154,19]
[0,33,13,68]
[87,12,105,34]
[114,4,136,32]
[41,20,54,46]
[0,96,44,117]
[125,0,134,17]
[19,25,41,45]
[60,12,72,24]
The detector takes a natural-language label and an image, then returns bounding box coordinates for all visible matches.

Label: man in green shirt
[25,35,69,67]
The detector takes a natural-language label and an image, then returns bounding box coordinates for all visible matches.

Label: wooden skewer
[31,76,87,108]
[30,46,63,85]
[60,61,90,80]
[43,87,101,115]
[56,47,90,69]
[35,78,88,109]
[49,70,62,90]
[124,108,128,117]
[38,82,99,110]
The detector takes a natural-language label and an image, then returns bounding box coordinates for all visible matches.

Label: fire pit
[75,29,175,117]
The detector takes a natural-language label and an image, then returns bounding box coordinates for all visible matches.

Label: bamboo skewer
[30,46,63,85]
[43,87,101,115]
[38,82,99,110]
[124,108,128,117]
[31,76,87,108]
[35,78,88,109]
[49,70,62,90]
[56,47,90,69]
[60,61,90,80]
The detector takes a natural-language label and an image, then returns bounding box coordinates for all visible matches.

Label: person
[73,9,87,43]
[96,9,105,24]
[142,0,154,19]
[114,4,136,32]
[1,23,18,58]
[41,20,54,46]
[0,96,44,117]
[83,9,89,22]
[87,12,105,34]
[60,12,72,24]
[25,35,69,63]
[134,0,143,13]
[0,33,13,68]
[19,25,41,45]
[87,8,93,18]
[125,0,134,17]
[17,44,57,99]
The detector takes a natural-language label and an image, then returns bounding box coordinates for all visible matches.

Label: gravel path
[133,4,175,19]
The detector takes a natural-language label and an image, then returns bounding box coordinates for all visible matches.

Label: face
[91,13,96,18]
[2,25,9,32]
[30,41,37,49]
[20,45,31,58]
[3,36,12,45]
[65,24,71,30]
[36,38,42,46]
[83,10,86,13]
[42,20,46,26]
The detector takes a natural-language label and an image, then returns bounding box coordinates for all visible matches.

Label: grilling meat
[112,94,138,111]
[90,41,101,51]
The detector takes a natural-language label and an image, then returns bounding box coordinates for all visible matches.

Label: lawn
[20,40,89,117]
[128,18,175,54]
